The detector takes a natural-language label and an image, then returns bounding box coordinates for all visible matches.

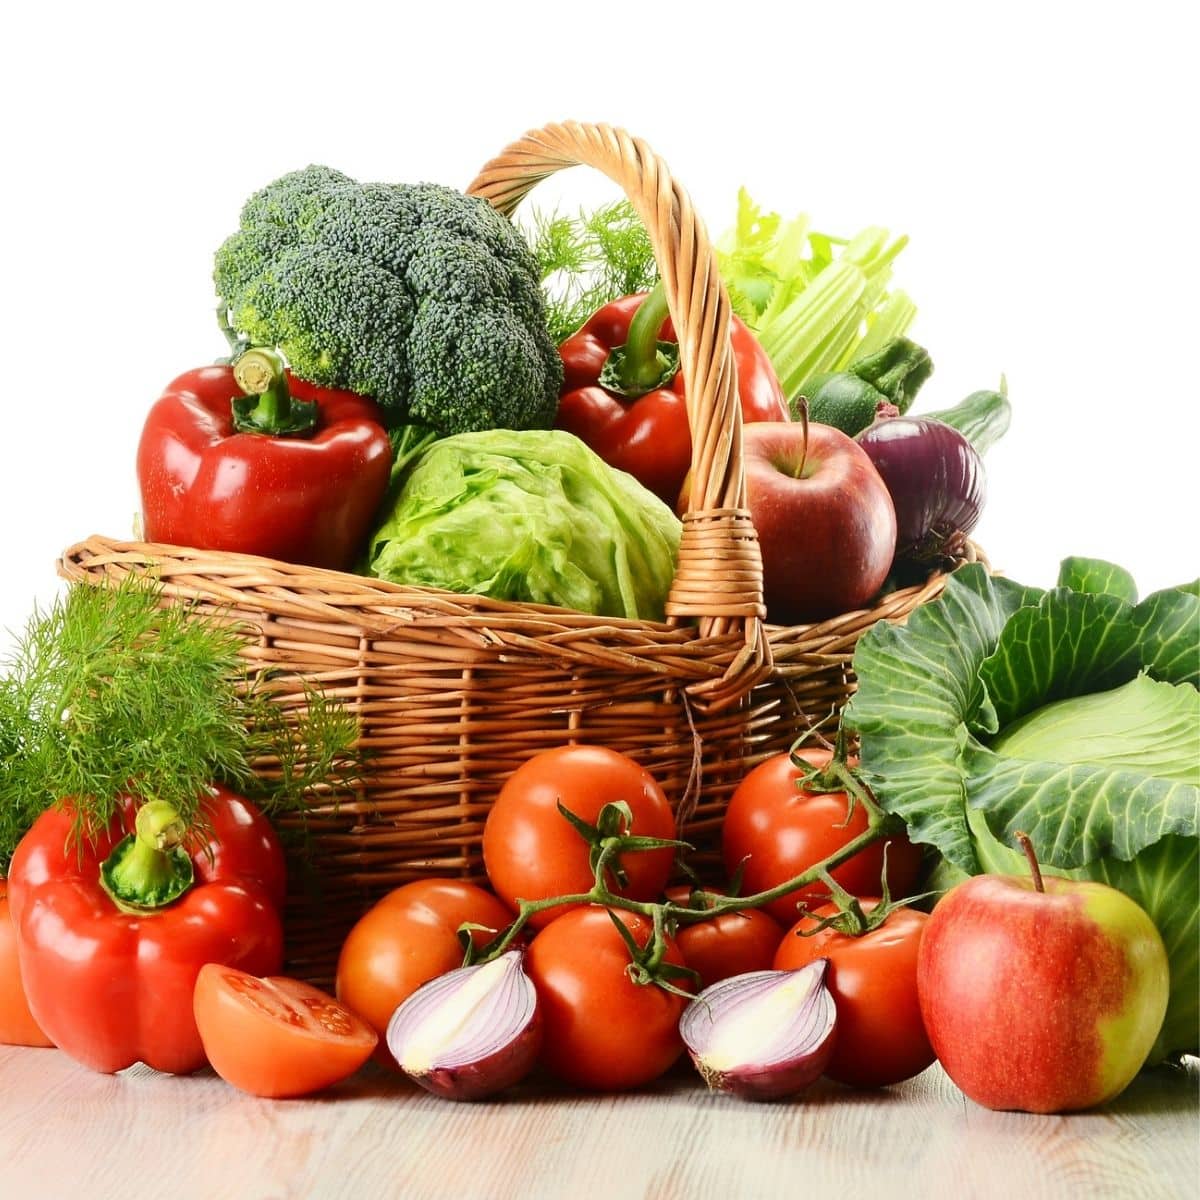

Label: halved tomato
[194,964,377,1098]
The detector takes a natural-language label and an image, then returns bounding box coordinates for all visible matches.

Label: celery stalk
[717,192,917,406]
[848,290,918,365]
[760,265,865,368]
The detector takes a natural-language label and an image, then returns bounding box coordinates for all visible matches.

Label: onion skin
[855,413,985,559]
[693,1031,837,1102]
[407,1008,542,1102]
[386,951,542,1102]
[680,962,839,1102]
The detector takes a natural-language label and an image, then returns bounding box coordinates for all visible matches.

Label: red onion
[679,961,838,1101]
[386,950,541,1101]
[855,409,985,561]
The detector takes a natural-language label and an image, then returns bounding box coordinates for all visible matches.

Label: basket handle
[467,121,771,709]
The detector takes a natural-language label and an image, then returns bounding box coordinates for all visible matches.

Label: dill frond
[526,200,659,344]
[0,580,359,870]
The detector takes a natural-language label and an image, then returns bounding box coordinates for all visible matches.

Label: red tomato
[525,906,687,1091]
[722,749,923,925]
[335,879,515,1057]
[0,882,53,1048]
[483,746,676,928]
[194,964,377,1098]
[774,900,934,1088]
[666,886,785,990]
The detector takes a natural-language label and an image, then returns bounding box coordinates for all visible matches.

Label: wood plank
[0,1048,1194,1200]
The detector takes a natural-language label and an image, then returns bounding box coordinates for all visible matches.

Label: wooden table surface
[0,1046,1194,1200]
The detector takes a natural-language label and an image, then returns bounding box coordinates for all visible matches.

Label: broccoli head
[214,166,563,434]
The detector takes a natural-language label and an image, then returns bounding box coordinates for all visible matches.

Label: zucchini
[924,377,1011,455]
[799,337,933,435]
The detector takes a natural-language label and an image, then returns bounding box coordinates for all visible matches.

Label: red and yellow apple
[917,867,1170,1113]
[737,421,897,625]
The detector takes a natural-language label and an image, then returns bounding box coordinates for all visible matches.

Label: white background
[1,1,1195,652]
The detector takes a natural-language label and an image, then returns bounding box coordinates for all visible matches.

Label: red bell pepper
[555,285,789,505]
[6,785,286,1074]
[137,348,393,571]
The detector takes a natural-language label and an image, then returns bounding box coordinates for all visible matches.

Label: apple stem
[795,395,810,478]
[1015,831,1045,893]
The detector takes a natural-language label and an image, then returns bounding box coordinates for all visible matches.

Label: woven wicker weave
[60,122,962,985]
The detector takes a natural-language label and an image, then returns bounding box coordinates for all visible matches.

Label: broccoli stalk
[213,166,563,436]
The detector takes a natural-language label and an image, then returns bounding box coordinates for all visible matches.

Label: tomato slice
[194,964,377,1098]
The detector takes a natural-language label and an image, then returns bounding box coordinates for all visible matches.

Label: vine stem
[475,773,900,979]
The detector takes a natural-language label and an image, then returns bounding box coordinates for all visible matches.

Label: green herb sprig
[525,200,658,344]
[0,579,359,871]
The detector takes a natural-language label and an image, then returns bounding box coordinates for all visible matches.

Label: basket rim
[59,535,768,695]
[62,535,694,633]
[60,532,971,649]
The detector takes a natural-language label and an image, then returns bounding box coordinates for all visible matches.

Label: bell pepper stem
[100,800,195,912]
[621,283,673,389]
[230,348,319,437]
[598,284,681,398]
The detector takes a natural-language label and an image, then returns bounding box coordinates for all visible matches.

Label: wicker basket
[60,121,962,985]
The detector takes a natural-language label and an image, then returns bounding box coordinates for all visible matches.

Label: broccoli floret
[214,166,562,434]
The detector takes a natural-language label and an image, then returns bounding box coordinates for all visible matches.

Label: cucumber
[924,378,1011,455]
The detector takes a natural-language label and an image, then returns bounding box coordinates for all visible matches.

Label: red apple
[917,846,1170,1113]
[737,421,897,624]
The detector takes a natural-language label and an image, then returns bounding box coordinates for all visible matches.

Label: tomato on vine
[722,747,923,925]
[665,886,785,989]
[483,745,678,928]
[524,906,688,1091]
[774,899,934,1088]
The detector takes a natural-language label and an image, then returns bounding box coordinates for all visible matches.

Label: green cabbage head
[846,557,1199,1065]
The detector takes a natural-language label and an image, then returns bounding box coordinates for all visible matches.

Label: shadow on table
[1101,1059,1199,1118]
[298,1050,1199,1114]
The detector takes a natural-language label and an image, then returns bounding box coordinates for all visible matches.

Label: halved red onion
[679,960,837,1101]
[386,950,541,1101]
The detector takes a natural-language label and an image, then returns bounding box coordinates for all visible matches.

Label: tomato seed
[302,998,354,1036]
[228,976,306,1026]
